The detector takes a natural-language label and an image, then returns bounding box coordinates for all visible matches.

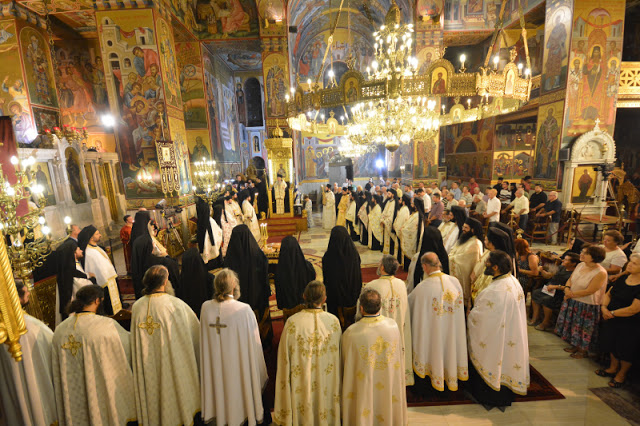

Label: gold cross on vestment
[62,335,82,357]
[138,315,161,335]
[209,316,227,334]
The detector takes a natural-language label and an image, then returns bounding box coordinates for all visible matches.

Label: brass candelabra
[0,156,69,360]
[0,157,68,317]
[192,158,225,205]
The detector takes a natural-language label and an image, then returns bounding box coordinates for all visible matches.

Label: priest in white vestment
[131,265,201,426]
[393,194,411,264]
[381,189,398,255]
[400,201,423,266]
[241,190,262,242]
[201,269,268,426]
[449,217,484,307]
[214,203,235,257]
[78,225,122,315]
[0,282,57,426]
[438,210,459,253]
[273,174,288,214]
[52,285,136,425]
[357,197,369,245]
[467,250,529,408]
[356,255,413,385]
[224,194,241,229]
[368,196,383,251]
[274,281,341,425]
[230,192,245,224]
[322,185,336,230]
[409,253,468,394]
[342,289,407,426]
[345,191,360,238]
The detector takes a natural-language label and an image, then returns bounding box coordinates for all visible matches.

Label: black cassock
[130,233,181,299]
[224,225,270,313]
[322,226,362,315]
[178,247,214,317]
[55,239,97,319]
[274,236,316,310]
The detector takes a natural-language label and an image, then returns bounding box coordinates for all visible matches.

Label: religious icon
[65,147,88,204]
[505,69,516,95]
[572,166,597,203]
[345,78,358,103]
[431,67,447,94]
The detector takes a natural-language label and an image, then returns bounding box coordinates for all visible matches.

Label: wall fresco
[262,52,287,117]
[166,0,259,40]
[297,136,378,181]
[156,17,183,110]
[53,39,109,129]
[97,9,165,199]
[534,100,564,181]
[541,0,572,93]
[18,25,58,108]
[562,0,625,147]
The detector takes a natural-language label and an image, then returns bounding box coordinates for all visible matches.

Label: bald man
[537,191,562,245]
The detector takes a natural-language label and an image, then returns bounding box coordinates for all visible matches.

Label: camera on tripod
[155,199,183,218]
[593,163,615,180]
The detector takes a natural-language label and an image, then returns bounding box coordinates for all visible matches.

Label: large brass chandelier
[287,0,533,149]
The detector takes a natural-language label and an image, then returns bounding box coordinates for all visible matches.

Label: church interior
[2,0,640,424]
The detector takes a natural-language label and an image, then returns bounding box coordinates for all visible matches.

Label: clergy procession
[0,173,545,426]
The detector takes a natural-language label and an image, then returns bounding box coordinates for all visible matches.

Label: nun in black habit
[408,225,450,293]
[56,239,97,320]
[196,196,222,269]
[322,226,362,316]
[178,247,214,317]
[274,236,316,310]
[223,224,270,313]
[130,231,181,299]
[130,211,151,247]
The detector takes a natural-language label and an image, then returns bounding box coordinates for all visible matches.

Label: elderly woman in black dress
[596,253,640,388]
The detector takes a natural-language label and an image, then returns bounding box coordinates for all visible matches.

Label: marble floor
[300,213,632,425]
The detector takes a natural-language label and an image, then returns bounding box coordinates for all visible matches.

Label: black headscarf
[224,225,270,311]
[130,233,181,299]
[322,226,362,315]
[487,227,511,254]
[451,205,468,234]
[413,225,450,285]
[179,247,213,317]
[465,217,484,242]
[488,222,516,260]
[56,239,78,317]
[77,225,97,268]
[196,197,214,254]
[413,197,426,251]
[212,204,226,228]
[130,211,151,246]
[275,236,316,310]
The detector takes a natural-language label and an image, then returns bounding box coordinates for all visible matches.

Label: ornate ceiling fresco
[6,0,549,74]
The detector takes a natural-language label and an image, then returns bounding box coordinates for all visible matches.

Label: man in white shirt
[484,189,501,223]
[503,188,530,230]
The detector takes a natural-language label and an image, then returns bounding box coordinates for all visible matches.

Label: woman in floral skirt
[555,245,608,359]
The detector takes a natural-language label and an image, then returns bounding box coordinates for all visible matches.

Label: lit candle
[460,54,466,70]
[493,55,499,70]
[467,99,471,108]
